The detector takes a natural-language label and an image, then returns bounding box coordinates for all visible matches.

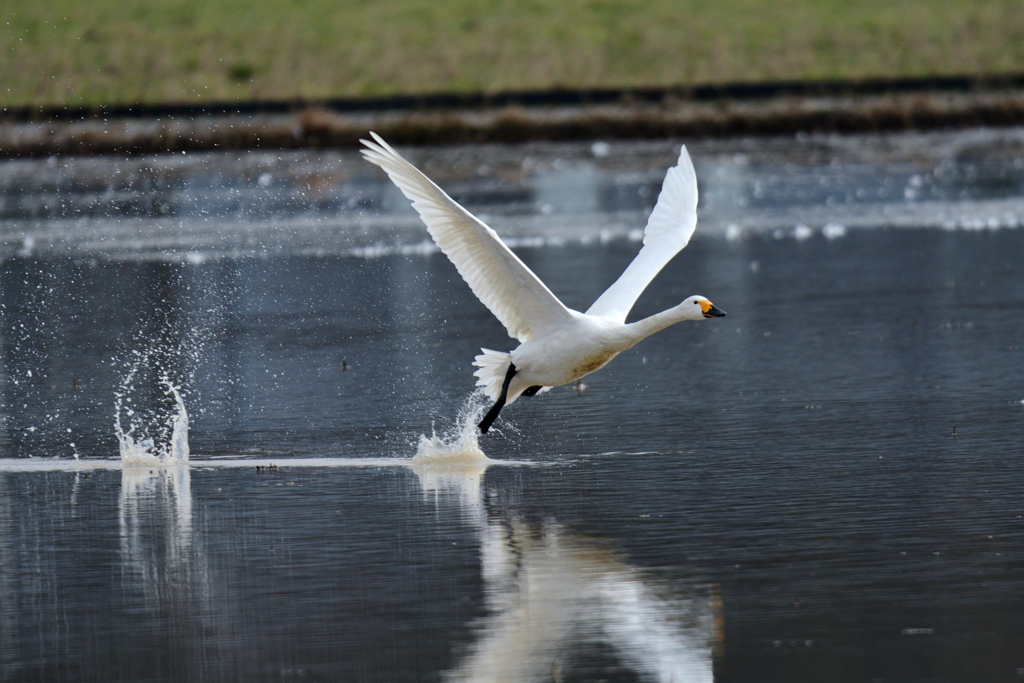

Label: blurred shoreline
[5,76,1024,158]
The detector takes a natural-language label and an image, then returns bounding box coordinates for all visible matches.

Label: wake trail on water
[413,392,493,464]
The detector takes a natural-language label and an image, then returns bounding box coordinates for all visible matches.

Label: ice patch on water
[17,235,35,257]
[822,223,847,239]
[116,380,190,467]
[350,239,440,258]
[413,392,492,464]
[591,141,611,158]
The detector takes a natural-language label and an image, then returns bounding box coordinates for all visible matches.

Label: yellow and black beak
[699,301,727,318]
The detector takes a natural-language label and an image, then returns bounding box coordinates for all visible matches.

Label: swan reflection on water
[1,451,718,681]
[411,456,490,525]
[410,458,720,683]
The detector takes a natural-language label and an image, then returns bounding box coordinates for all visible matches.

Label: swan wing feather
[585,146,698,323]
[361,133,573,341]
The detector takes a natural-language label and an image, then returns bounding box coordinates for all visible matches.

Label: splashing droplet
[116,380,190,466]
[413,393,491,464]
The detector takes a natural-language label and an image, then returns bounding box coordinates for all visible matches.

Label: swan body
[361,133,725,432]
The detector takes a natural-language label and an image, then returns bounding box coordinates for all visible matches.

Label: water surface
[1,131,1023,682]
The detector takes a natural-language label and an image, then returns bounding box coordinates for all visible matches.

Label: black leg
[522,385,542,397]
[479,362,516,434]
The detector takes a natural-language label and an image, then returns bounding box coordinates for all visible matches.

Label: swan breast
[513,314,630,386]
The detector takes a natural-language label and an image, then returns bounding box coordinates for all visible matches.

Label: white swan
[361,133,725,433]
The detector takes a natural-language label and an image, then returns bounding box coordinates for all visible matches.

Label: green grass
[3,0,1024,107]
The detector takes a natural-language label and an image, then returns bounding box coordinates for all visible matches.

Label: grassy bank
[3,0,1024,107]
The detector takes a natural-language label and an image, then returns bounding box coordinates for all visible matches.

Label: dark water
[1,134,1024,682]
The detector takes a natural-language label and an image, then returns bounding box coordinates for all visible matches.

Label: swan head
[683,295,727,321]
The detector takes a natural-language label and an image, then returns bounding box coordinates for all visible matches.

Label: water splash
[116,379,190,466]
[413,392,491,464]
[411,393,495,526]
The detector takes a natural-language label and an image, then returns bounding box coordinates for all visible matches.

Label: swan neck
[625,304,691,343]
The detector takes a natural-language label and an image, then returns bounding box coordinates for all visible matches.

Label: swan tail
[473,349,512,403]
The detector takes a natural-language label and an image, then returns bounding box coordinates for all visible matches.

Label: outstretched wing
[585,146,698,323]
[361,132,573,341]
